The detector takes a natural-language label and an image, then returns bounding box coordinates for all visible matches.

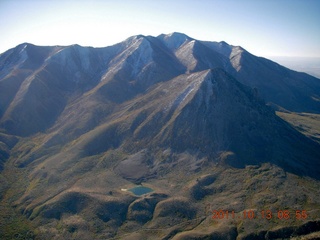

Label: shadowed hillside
[0,33,320,239]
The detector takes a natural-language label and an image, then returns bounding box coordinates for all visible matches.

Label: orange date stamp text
[210,209,308,220]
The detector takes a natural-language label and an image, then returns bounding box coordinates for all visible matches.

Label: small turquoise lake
[128,186,154,196]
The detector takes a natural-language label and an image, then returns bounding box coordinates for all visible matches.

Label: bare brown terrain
[0,33,320,239]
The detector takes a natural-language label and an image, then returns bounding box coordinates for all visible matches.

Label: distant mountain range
[0,33,320,239]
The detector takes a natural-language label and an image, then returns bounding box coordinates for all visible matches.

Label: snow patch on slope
[230,46,244,72]
[49,47,78,72]
[175,40,197,71]
[18,44,28,64]
[171,84,197,108]
[0,44,29,79]
[167,71,209,111]
[159,32,191,51]
[104,36,153,79]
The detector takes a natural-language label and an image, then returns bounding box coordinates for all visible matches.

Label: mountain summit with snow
[0,33,320,239]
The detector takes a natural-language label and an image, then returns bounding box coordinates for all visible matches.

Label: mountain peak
[124,34,146,42]
[158,32,191,38]
[167,32,191,39]
[158,32,193,51]
[1,32,320,240]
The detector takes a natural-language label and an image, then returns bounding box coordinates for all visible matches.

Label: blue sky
[1,0,319,58]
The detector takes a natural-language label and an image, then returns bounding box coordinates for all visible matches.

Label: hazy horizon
[268,56,320,78]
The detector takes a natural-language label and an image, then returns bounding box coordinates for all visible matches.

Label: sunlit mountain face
[0,33,320,239]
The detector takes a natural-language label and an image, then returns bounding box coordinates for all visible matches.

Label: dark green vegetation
[0,33,320,239]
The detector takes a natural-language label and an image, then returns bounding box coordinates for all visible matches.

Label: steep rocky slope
[0,33,320,239]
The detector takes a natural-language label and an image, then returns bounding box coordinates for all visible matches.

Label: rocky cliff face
[0,33,320,239]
